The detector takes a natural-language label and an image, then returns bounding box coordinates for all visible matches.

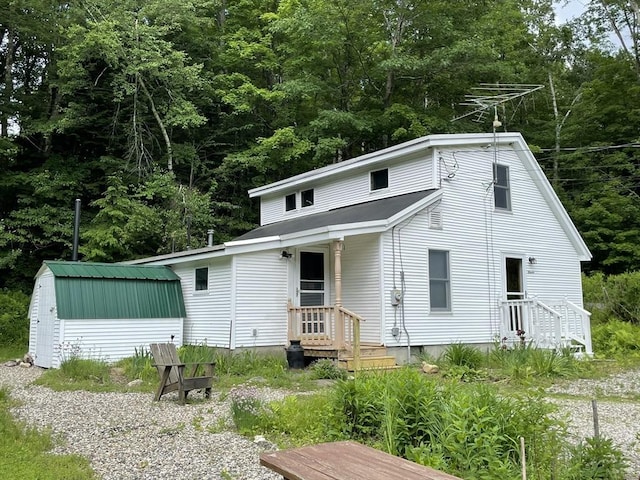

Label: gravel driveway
[2,365,639,479]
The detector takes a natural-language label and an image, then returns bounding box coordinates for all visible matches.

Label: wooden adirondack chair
[150,343,215,404]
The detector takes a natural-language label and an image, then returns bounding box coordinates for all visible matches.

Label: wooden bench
[150,343,215,404]
[260,441,463,480]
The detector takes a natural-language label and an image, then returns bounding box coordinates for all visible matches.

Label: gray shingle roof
[234,189,438,241]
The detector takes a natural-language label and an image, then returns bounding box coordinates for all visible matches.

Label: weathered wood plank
[260,441,463,480]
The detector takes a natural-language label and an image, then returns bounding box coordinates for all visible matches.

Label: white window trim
[493,163,511,211]
[194,267,209,294]
[370,168,389,192]
[428,249,451,312]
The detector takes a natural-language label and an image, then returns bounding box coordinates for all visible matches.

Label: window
[285,193,296,211]
[493,164,511,210]
[195,267,208,291]
[429,250,450,311]
[301,189,314,207]
[370,169,389,191]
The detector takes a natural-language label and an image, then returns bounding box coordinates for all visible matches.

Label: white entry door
[504,256,526,332]
[297,248,330,334]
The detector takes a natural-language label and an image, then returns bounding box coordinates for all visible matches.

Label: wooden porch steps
[339,355,398,371]
[301,343,398,371]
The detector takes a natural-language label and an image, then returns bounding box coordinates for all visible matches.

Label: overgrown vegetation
[0,387,95,479]
[583,272,640,360]
[228,367,628,479]
[0,289,29,346]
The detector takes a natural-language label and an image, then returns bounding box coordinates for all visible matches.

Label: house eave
[249,133,520,199]
[124,245,227,266]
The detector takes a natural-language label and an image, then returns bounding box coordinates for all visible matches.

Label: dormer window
[371,169,389,191]
[301,189,314,207]
[285,193,296,211]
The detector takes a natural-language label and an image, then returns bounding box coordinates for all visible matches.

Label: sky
[555,0,587,24]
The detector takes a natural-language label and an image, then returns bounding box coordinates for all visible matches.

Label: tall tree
[56,0,207,173]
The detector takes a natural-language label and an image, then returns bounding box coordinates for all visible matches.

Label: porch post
[334,239,344,349]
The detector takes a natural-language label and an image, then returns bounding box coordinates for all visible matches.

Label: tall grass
[0,387,95,479]
[327,368,578,479]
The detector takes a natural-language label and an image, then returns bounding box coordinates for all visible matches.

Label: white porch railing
[500,298,592,355]
[287,301,364,365]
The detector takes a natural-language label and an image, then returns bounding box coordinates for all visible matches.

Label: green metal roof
[45,261,180,281]
[43,261,186,320]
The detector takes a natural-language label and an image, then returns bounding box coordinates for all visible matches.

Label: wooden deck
[260,441,463,480]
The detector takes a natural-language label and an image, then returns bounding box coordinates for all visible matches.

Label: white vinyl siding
[233,251,289,348]
[381,145,585,347]
[175,259,232,347]
[260,152,434,225]
[429,250,450,311]
[341,234,382,344]
[58,318,183,368]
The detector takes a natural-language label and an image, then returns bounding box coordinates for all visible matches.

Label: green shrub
[592,320,640,357]
[309,359,346,380]
[263,394,333,446]
[583,271,640,325]
[228,386,268,434]
[0,289,30,347]
[329,368,567,479]
[60,358,111,384]
[442,343,484,369]
[563,436,627,480]
[115,346,157,383]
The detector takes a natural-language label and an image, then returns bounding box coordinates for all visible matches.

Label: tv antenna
[452,83,544,124]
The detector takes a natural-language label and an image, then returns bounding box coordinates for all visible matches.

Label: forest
[1,0,639,292]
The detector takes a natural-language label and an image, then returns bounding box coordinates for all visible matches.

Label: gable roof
[235,189,439,242]
[40,261,186,319]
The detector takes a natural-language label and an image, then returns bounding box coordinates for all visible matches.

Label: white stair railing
[500,297,591,354]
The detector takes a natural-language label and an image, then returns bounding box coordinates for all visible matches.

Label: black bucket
[286,340,305,369]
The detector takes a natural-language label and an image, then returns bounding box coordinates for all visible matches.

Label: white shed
[28,261,186,368]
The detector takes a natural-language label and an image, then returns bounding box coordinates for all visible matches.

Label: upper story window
[429,249,450,312]
[285,189,315,211]
[301,189,314,207]
[195,267,208,291]
[285,193,296,211]
[370,168,389,191]
[493,164,511,210]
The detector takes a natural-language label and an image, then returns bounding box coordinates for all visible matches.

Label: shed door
[35,278,56,368]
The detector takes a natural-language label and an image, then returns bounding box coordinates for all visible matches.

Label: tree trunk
[548,72,560,187]
[2,28,15,137]
[139,76,173,172]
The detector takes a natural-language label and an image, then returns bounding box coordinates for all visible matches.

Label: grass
[34,345,318,394]
[1,340,637,479]
[0,344,28,362]
[0,387,95,479]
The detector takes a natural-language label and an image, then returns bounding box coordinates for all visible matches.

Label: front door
[504,256,525,332]
[298,249,329,334]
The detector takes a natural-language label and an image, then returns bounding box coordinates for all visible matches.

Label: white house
[130,132,592,365]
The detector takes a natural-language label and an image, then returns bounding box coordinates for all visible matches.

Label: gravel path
[2,365,640,479]
[546,369,640,480]
[0,366,283,480]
